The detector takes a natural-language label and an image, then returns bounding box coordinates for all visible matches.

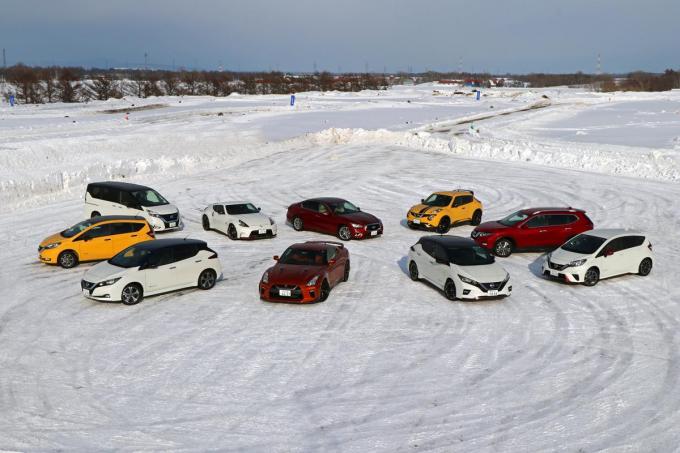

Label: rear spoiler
[453,188,474,195]
[305,240,344,249]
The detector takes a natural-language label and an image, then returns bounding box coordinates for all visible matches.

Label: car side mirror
[421,199,425,203]
[356,207,361,211]
[258,207,261,212]
[605,249,614,257]
[139,263,157,270]
[273,255,279,261]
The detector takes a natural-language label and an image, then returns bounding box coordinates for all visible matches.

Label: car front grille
[269,285,303,301]
[249,229,274,239]
[548,261,568,271]
[479,280,507,293]
[160,213,178,222]
[366,223,381,231]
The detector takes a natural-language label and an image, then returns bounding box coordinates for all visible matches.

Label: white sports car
[202,201,277,240]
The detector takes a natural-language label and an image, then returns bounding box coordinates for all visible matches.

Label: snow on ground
[1,85,680,451]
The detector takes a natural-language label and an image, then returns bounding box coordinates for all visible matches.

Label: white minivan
[85,181,182,231]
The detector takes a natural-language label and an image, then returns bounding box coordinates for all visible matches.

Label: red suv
[471,207,593,257]
[287,198,383,241]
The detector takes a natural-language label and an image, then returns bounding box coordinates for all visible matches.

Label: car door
[593,237,626,278]
[608,236,644,276]
[450,195,472,223]
[74,224,114,261]
[316,202,336,234]
[108,222,137,253]
[172,244,202,287]
[520,215,550,249]
[326,246,345,285]
[118,190,143,216]
[143,247,177,293]
[418,240,439,285]
[428,245,451,289]
[300,201,321,232]
[550,214,579,244]
[211,204,227,232]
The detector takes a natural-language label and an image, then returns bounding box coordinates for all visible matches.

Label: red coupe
[286,197,383,241]
[259,241,350,303]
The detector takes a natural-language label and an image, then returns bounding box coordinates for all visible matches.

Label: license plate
[413,219,421,224]
[259,229,266,234]
[370,230,378,236]
[169,222,177,227]
[488,290,499,297]
[278,289,292,297]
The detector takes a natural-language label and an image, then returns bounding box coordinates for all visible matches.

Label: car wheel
[58,251,78,268]
[583,267,599,286]
[91,211,101,218]
[343,261,350,282]
[494,238,513,257]
[471,210,482,226]
[436,217,451,234]
[198,269,217,289]
[202,215,211,231]
[121,283,143,305]
[638,258,653,276]
[444,279,457,300]
[409,261,419,281]
[337,225,352,241]
[292,216,304,231]
[227,224,238,240]
[318,280,331,302]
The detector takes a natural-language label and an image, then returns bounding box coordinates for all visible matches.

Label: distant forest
[1,64,678,104]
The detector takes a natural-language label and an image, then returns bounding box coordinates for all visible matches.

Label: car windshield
[279,247,327,266]
[109,244,153,268]
[329,200,359,215]
[226,203,259,215]
[499,210,529,226]
[423,194,452,207]
[131,189,169,207]
[561,234,607,255]
[61,219,97,238]
[446,245,495,266]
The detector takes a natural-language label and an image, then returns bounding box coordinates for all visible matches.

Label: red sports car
[286,198,383,241]
[259,241,350,303]
[471,207,594,257]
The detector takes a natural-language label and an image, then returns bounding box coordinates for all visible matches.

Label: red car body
[286,198,383,241]
[471,207,594,257]
[259,241,350,303]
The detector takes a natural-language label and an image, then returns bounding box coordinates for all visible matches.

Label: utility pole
[144,52,148,70]
[2,48,6,68]
[458,56,462,75]
[596,53,602,75]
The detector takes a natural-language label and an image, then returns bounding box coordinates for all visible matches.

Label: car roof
[134,238,206,250]
[521,207,585,215]
[287,241,343,251]
[215,201,253,206]
[420,235,476,248]
[89,181,151,191]
[308,197,347,204]
[433,189,474,196]
[581,228,643,240]
[90,215,147,223]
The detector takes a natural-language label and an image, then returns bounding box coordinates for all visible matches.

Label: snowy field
[1,84,680,451]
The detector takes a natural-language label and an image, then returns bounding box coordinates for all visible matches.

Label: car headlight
[474,231,492,237]
[350,223,364,229]
[567,259,587,268]
[458,275,480,286]
[269,217,275,225]
[147,210,162,218]
[43,242,61,249]
[239,220,249,227]
[262,271,269,284]
[306,275,319,286]
[96,277,121,288]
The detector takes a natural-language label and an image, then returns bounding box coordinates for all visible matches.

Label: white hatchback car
[542,229,653,286]
[408,235,511,300]
[202,201,277,240]
[81,238,222,305]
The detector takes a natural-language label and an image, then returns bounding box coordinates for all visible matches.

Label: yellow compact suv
[38,216,154,268]
[407,190,483,233]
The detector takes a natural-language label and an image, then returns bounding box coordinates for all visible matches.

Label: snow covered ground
[1,85,680,451]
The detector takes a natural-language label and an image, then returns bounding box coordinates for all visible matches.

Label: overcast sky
[1,0,678,74]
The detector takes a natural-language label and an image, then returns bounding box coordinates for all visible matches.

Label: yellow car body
[407,190,483,233]
[38,216,154,268]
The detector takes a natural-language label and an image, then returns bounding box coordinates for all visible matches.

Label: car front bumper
[259,281,319,303]
[81,279,125,302]
[148,215,183,232]
[541,260,587,283]
[458,281,512,300]
[38,249,60,264]
[238,224,278,239]
[350,225,383,239]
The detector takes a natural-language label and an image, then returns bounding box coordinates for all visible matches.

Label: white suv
[81,238,222,305]
[408,235,512,300]
[542,229,653,286]
[202,201,276,240]
[85,181,182,232]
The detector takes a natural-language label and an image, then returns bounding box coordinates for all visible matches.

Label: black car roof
[135,238,206,250]
[309,197,347,204]
[420,235,476,248]
[90,215,147,223]
[88,181,152,191]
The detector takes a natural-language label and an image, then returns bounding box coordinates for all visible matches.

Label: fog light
[102,294,110,298]
[463,289,471,295]
[508,286,512,291]
[572,274,580,281]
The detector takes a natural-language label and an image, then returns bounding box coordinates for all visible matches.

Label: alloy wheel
[409,262,419,281]
[198,270,216,289]
[494,239,512,257]
[639,258,652,276]
[584,268,599,286]
[293,217,303,231]
[338,226,352,241]
[444,280,457,300]
[121,284,142,305]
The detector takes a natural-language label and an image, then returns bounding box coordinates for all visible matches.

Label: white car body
[202,201,277,239]
[408,236,511,300]
[81,239,222,303]
[542,228,653,284]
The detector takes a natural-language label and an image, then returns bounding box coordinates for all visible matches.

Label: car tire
[409,261,419,281]
[638,258,653,276]
[202,215,211,231]
[493,238,513,257]
[343,261,350,282]
[121,283,143,305]
[227,224,238,240]
[471,210,482,226]
[91,211,101,218]
[58,250,78,268]
[337,225,352,241]
[318,280,331,302]
[292,216,304,231]
[444,279,457,300]
[198,269,217,290]
[583,267,599,286]
[437,217,451,234]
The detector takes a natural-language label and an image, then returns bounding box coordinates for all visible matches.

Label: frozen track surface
[1,145,680,452]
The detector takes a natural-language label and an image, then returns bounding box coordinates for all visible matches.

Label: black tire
[493,238,513,257]
[292,216,304,231]
[407,221,417,230]
[436,217,451,234]
[343,261,350,282]
[583,267,599,287]
[198,269,217,289]
[121,283,143,305]
[202,215,211,231]
[638,258,653,276]
[409,261,419,281]
[471,210,482,226]
[58,251,78,269]
[337,225,352,241]
[91,211,101,218]
[227,224,238,240]
[444,279,457,300]
[318,280,331,302]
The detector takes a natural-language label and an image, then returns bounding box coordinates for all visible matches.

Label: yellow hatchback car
[407,190,483,233]
[38,216,154,268]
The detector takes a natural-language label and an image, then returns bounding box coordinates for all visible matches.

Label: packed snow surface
[1,84,680,451]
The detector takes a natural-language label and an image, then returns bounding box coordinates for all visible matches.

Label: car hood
[235,212,271,227]
[456,262,508,283]
[40,232,66,246]
[268,264,324,285]
[337,211,380,225]
[474,221,509,232]
[83,261,129,283]
[409,204,445,215]
[143,204,179,215]
[548,248,591,264]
